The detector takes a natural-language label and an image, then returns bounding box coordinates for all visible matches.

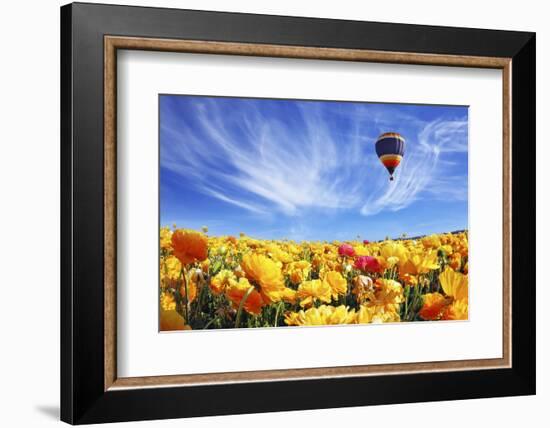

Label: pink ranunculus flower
[363,239,370,245]
[354,256,381,273]
[338,243,355,257]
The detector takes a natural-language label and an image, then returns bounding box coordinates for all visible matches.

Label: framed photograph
[61,2,535,424]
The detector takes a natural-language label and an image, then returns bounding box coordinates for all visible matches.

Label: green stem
[274,301,284,327]
[193,275,207,321]
[181,267,190,324]
[403,285,410,320]
[409,286,421,321]
[235,286,255,328]
[203,318,217,330]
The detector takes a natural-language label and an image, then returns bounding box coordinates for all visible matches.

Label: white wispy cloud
[161,98,467,218]
[360,118,468,215]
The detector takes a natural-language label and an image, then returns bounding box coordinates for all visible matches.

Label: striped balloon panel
[375,136,405,158]
[379,154,402,174]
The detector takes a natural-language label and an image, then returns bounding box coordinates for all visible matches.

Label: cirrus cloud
[160,96,468,218]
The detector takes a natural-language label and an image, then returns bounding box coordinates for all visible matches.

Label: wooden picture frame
[61,2,535,424]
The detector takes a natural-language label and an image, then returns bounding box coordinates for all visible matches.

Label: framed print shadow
[60,2,535,425]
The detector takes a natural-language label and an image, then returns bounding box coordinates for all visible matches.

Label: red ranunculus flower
[338,243,355,257]
[354,255,381,273]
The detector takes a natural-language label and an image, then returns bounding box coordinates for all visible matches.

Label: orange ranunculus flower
[226,278,264,315]
[441,299,468,320]
[448,252,462,270]
[400,273,419,286]
[171,229,208,265]
[179,278,197,304]
[240,253,285,304]
[159,229,469,328]
[419,292,448,320]
[160,309,191,331]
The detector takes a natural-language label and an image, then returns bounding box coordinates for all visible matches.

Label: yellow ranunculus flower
[374,279,404,305]
[160,291,177,311]
[380,241,408,264]
[300,307,327,325]
[369,279,404,316]
[160,226,173,250]
[265,243,293,264]
[353,245,371,256]
[356,305,376,324]
[322,270,347,299]
[286,260,311,284]
[296,279,332,308]
[439,244,453,255]
[356,304,400,324]
[163,255,182,281]
[386,256,400,267]
[399,250,440,277]
[210,269,236,295]
[422,234,442,248]
[281,287,297,304]
[283,311,304,326]
[284,305,355,326]
[159,227,469,330]
[329,305,356,325]
[439,268,468,301]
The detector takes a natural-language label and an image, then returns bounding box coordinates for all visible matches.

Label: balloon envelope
[375,132,405,180]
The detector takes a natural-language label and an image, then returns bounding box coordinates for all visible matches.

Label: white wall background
[0,0,546,426]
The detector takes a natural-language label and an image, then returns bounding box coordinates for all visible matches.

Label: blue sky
[160,95,468,242]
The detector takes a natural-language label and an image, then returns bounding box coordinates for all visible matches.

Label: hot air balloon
[375,132,405,181]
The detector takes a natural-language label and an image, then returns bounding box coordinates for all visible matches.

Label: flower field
[159,227,469,331]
